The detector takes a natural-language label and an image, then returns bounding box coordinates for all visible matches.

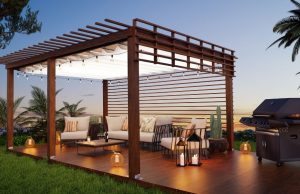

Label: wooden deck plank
[13,144,300,194]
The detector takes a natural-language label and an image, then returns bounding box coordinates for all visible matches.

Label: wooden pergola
[0,18,236,179]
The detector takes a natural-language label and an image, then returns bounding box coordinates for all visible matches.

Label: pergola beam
[47,58,56,159]
[6,68,14,150]
[102,80,108,131]
[127,27,140,179]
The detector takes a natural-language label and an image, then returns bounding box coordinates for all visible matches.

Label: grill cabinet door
[256,130,280,162]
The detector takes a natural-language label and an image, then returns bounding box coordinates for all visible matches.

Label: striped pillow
[64,121,78,132]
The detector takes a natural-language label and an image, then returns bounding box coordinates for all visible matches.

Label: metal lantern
[25,136,35,148]
[187,131,202,166]
[110,152,124,167]
[240,141,251,154]
[176,137,188,167]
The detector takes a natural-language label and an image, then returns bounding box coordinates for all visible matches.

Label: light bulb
[82,60,85,66]
[95,56,99,63]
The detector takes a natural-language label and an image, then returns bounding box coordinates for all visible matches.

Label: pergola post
[6,68,14,150]
[226,76,234,151]
[102,80,108,131]
[47,58,56,159]
[127,29,140,179]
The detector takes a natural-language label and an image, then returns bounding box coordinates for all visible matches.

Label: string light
[90,80,93,85]
[67,78,70,83]
[82,59,85,66]
[40,76,43,81]
[110,55,114,62]
[95,56,99,63]
[26,75,29,80]
[17,73,20,78]
[79,79,82,84]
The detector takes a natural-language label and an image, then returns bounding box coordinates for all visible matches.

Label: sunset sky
[1,0,300,115]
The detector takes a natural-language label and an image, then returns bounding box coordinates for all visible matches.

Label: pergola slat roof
[0,19,130,67]
[0,18,236,78]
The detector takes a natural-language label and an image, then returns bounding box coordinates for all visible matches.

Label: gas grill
[240,98,300,166]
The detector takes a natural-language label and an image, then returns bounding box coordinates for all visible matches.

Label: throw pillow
[64,116,90,131]
[140,116,156,133]
[122,118,128,131]
[64,121,78,132]
[106,116,126,131]
[181,123,195,138]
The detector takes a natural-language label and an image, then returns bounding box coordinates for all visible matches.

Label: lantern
[240,141,251,154]
[56,131,61,145]
[187,131,202,166]
[176,137,188,167]
[110,152,124,167]
[25,136,35,148]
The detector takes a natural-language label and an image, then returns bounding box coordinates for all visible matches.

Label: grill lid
[253,98,300,119]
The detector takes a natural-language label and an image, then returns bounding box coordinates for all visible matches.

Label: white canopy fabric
[20,43,184,80]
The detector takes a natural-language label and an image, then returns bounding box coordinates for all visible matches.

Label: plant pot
[208,138,228,153]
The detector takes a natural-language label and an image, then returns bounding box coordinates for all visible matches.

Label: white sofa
[60,116,90,147]
[107,115,173,150]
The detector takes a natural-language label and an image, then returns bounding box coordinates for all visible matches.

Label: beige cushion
[122,118,128,131]
[191,118,207,139]
[106,116,126,131]
[61,131,88,140]
[64,121,77,132]
[65,116,90,131]
[108,131,128,140]
[140,116,156,132]
[155,116,173,125]
[140,132,154,142]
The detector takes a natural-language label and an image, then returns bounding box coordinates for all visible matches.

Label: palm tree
[269,0,300,61]
[59,100,86,117]
[0,96,25,129]
[20,86,62,132]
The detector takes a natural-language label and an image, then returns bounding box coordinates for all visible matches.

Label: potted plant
[208,106,228,153]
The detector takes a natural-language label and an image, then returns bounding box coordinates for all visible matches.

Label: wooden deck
[13,144,300,194]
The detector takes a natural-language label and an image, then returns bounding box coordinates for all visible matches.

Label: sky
[1,0,300,115]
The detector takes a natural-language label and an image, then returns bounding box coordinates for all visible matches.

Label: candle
[180,153,185,166]
[115,154,120,163]
[192,154,198,165]
[243,144,247,151]
[87,136,91,142]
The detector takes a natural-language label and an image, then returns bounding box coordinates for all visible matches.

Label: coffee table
[76,139,125,156]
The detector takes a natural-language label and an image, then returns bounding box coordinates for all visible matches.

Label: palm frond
[292,38,300,61]
[291,0,300,9]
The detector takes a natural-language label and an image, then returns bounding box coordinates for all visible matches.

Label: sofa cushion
[140,132,154,142]
[106,116,126,131]
[161,137,176,150]
[140,116,156,132]
[61,131,88,140]
[191,118,207,139]
[156,116,173,125]
[64,121,77,132]
[65,116,90,131]
[122,118,128,131]
[108,131,128,140]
